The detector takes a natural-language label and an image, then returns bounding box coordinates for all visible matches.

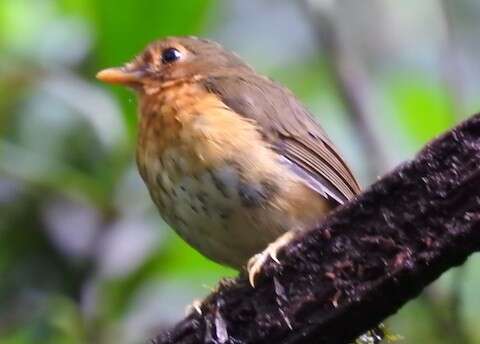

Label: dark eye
[161,48,182,64]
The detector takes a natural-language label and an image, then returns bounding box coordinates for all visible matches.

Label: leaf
[390,75,457,145]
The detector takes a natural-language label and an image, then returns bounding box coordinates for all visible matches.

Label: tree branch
[152,113,480,344]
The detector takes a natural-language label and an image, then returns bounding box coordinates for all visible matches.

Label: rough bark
[152,114,480,344]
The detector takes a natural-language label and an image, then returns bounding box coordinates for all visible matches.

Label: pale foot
[247,231,296,287]
[184,278,236,315]
[185,298,203,315]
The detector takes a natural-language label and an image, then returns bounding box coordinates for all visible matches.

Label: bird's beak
[96,67,145,86]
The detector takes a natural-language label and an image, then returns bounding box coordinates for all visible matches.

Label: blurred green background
[1,0,480,343]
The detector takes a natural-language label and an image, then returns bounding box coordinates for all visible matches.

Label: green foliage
[390,74,457,145]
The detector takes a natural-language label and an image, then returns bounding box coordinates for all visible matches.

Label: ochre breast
[136,81,331,268]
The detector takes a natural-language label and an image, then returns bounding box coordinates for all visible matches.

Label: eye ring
[161,48,182,64]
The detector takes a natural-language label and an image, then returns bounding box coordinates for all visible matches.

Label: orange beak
[96,67,145,85]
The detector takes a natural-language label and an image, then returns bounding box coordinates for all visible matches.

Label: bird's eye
[161,48,182,64]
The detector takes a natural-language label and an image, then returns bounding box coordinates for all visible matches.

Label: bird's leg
[247,230,296,287]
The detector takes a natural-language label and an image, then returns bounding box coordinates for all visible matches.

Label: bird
[96,36,360,287]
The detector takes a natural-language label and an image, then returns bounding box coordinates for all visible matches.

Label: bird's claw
[247,231,296,287]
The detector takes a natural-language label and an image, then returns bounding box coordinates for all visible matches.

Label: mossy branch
[152,114,480,344]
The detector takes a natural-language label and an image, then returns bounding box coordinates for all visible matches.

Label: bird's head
[96,36,252,92]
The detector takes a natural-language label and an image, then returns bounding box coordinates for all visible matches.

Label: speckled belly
[147,160,298,269]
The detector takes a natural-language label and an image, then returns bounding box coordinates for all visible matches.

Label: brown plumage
[97,36,360,285]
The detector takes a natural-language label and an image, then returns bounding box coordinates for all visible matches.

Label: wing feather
[202,73,361,205]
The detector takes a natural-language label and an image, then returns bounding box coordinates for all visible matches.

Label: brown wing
[202,73,361,205]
